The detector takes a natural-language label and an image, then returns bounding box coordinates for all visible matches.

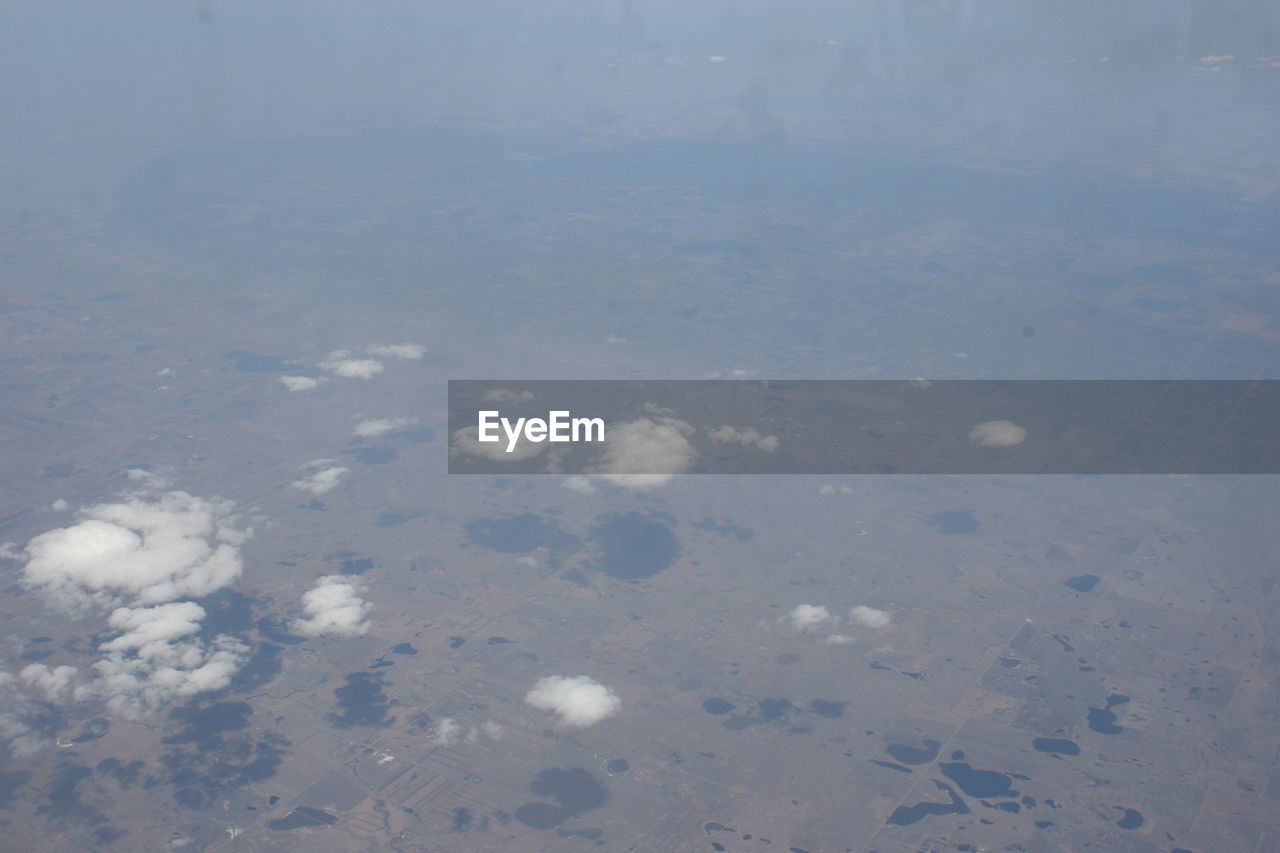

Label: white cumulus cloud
[291,463,349,495]
[80,602,249,717]
[451,425,547,462]
[319,350,384,379]
[292,575,373,638]
[482,388,534,404]
[353,417,417,438]
[367,343,425,360]
[431,717,463,746]
[562,475,597,495]
[969,420,1028,447]
[790,604,833,632]
[592,417,695,488]
[525,675,621,728]
[279,375,329,392]
[20,664,78,702]
[707,425,779,451]
[850,605,892,628]
[20,488,248,612]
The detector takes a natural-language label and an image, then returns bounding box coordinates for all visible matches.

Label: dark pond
[606,759,630,774]
[591,512,681,580]
[887,781,970,825]
[529,767,608,812]
[808,699,845,718]
[938,762,1018,799]
[1064,574,1101,592]
[514,767,609,830]
[339,557,374,575]
[886,739,941,765]
[328,672,395,729]
[1032,737,1081,756]
[1116,807,1144,829]
[758,699,796,721]
[1087,694,1129,735]
[702,698,735,715]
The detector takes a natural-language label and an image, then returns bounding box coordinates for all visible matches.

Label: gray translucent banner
[448,380,1280,475]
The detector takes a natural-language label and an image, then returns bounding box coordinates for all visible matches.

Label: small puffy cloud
[430,717,504,746]
[353,417,417,438]
[1198,54,1234,63]
[482,388,534,404]
[0,709,47,757]
[292,576,373,638]
[81,602,249,717]
[562,475,597,495]
[51,499,70,512]
[850,605,892,629]
[125,468,170,487]
[707,425,779,452]
[319,350,384,379]
[593,417,695,488]
[525,675,621,728]
[367,343,424,360]
[431,718,462,746]
[291,463,348,495]
[818,484,853,495]
[100,601,203,654]
[12,602,251,721]
[279,375,329,392]
[823,634,855,646]
[790,604,833,632]
[969,420,1027,447]
[907,378,933,389]
[451,425,547,462]
[20,664,78,702]
[21,489,248,612]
